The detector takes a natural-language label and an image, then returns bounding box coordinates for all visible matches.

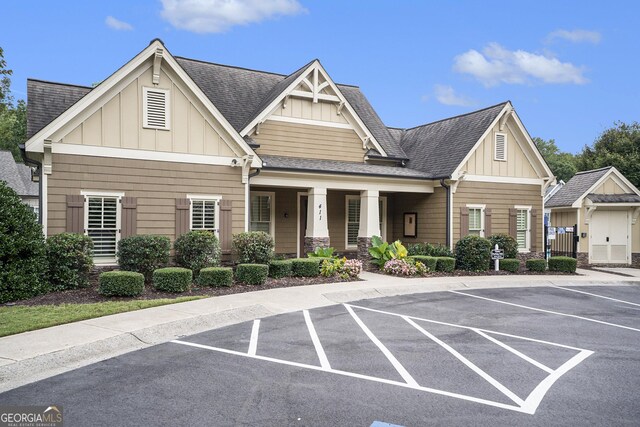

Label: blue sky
[3,0,638,153]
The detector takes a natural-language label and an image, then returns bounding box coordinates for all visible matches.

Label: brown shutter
[66,195,84,233]
[484,208,492,237]
[460,207,469,237]
[509,208,518,239]
[530,209,538,251]
[121,197,137,239]
[219,199,233,255]
[175,198,190,238]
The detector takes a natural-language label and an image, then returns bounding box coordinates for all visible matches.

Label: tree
[0,47,12,112]
[575,122,640,188]
[0,46,26,162]
[533,137,577,183]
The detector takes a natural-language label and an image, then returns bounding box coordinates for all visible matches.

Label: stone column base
[576,252,589,267]
[304,237,330,256]
[632,253,640,268]
[516,252,545,262]
[357,237,373,260]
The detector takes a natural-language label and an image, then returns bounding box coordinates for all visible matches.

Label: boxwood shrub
[407,243,453,258]
[153,267,192,292]
[197,267,233,287]
[436,257,456,273]
[455,235,492,271]
[526,258,547,272]
[291,258,322,277]
[118,235,170,281]
[488,233,519,259]
[269,259,293,279]
[235,264,269,285]
[500,258,520,273]
[99,271,145,297]
[46,233,94,291]
[174,230,221,277]
[408,255,437,272]
[548,256,577,273]
[233,231,274,264]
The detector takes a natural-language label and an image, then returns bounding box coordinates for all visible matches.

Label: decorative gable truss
[241,61,387,157]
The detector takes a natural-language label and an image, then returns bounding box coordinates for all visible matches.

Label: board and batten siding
[47,154,245,241]
[592,176,627,195]
[252,121,366,162]
[453,181,543,250]
[390,187,447,245]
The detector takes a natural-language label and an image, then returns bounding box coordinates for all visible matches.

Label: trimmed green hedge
[548,256,577,273]
[117,235,170,281]
[236,264,269,285]
[291,258,322,277]
[174,230,221,277]
[153,267,192,292]
[455,235,492,271]
[197,267,233,287]
[500,258,520,273]
[269,259,292,279]
[436,257,456,273]
[46,233,94,291]
[526,258,547,272]
[488,234,519,259]
[233,232,274,264]
[409,256,437,272]
[99,271,145,297]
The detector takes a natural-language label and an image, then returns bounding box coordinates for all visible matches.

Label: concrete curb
[1,270,638,393]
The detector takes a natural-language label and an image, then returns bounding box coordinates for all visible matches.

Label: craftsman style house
[24,40,554,264]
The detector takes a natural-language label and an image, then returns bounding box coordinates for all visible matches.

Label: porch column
[357,190,380,260]
[304,187,330,254]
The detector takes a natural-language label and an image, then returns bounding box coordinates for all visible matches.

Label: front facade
[24,40,554,264]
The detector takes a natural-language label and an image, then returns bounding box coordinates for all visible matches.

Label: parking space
[1,283,639,426]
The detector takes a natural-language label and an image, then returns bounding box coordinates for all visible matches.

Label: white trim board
[266,115,354,130]
[462,175,545,185]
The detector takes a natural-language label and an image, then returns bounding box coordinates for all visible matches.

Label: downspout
[440,178,451,248]
[19,144,43,227]
[245,168,261,231]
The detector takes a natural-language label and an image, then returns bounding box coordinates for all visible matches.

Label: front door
[299,196,308,257]
[590,210,629,264]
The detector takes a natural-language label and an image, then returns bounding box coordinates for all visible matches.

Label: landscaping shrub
[455,235,492,271]
[291,258,322,277]
[408,255,437,272]
[98,271,144,297]
[117,235,170,281]
[383,258,416,276]
[436,257,456,273]
[368,236,409,268]
[526,258,547,272]
[431,244,454,258]
[500,258,520,273]
[488,234,519,259]
[548,256,577,273]
[197,267,233,287]
[0,181,48,303]
[307,247,335,258]
[174,230,221,277]
[233,231,274,264]
[153,267,192,292]
[320,257,362,279]
[407,243,453,258]
[269,259,292,279]
[46,233,94,291]
[235,264,269,285]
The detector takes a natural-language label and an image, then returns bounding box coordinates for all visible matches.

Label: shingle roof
[260,155,430,179]
[0,150,38,197]
[27,79,92,138]
[546,167,612,207]
[396,102,508,178]
[586,194,640,204]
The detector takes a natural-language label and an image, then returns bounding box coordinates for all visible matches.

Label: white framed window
[515,205,531,251]
[143,87,170,130]
[467,204,485,237]
[250,191,275,236]
[187,194,220,234]
[345,195,387,249]
[82,191,124,262]
[494,132,507,161]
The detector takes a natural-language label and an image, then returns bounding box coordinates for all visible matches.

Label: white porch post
[305,187,330,253]
[357,190,379,259]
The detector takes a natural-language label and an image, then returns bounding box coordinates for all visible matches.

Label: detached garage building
[547,167,640,266]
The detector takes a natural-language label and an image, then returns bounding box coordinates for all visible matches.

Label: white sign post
[490,244,505,271]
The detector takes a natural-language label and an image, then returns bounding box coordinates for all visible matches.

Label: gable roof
[546,167,612,207]
[586,194,640,203]
[0,151,38,197]
[396,102,508,178]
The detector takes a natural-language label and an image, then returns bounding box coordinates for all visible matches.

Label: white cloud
[105,16,133,31]
[453,42,588,87]
[160,0,306,33]
[433,85,475,107]
[547,29,601,44]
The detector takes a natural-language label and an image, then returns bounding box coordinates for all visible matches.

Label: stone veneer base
[304,237,330,256]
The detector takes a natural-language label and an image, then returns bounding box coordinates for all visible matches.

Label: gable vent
[494,133,507,161]
[143,87,170,130]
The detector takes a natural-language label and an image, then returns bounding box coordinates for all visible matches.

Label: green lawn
[0,297,204,338]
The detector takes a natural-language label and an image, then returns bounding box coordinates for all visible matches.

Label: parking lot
[2,283,640,426]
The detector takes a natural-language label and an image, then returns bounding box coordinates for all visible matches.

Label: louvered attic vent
[494,133,507,161]
[143,87,170,130]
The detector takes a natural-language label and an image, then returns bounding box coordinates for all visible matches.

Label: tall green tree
[576,122,640,188]
[0,46,26,162]
[533,137,577,183]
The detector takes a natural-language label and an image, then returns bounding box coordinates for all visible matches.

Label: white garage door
[590,210,629,264]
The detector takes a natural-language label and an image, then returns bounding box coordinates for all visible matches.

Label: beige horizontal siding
[390,187,447,245]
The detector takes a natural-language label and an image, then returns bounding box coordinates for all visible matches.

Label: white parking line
[473,329,554,374]
[449,290,640,333]
[303,310,331,370]
[549,285,640,307]
[248,319,260,356]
